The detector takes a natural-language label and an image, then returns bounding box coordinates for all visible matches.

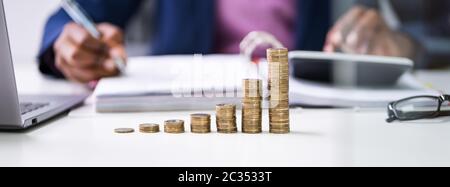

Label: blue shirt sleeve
[38,0,143,78]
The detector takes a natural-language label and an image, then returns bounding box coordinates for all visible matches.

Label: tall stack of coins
[190,114,211,133]
[267,48,290,134]
[216,104,237,133]
[242,79,263,134]
[164,120,185,133]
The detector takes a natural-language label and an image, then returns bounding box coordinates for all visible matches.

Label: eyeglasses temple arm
[386,117,396,123]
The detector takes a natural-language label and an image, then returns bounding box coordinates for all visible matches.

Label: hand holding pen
[53,0,127,83]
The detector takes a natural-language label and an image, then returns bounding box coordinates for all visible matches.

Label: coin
[139,123,160,133]
[242,129,262,134]
[114,128,135,134]
[191,113,211,119]
[190,113,211,133]
[267,48,290,134]
[270,129,290,134]
[242,79,263,134]
[242,79,263,98]
[216,103,238,134]
[164,120,185,133]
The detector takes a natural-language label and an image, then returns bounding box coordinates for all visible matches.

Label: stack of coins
[190,114,211,133]
[139,123,160,133]
[216,104,237,133]
[164,120,185,133]
[267,48,290,134]
[242,79,263,134]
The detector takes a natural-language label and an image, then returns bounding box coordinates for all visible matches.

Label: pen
[61,0,126,75]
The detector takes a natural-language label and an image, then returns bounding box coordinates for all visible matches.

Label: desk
[1,62,450,167]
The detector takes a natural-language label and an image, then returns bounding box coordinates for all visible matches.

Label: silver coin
[114,128,135,134]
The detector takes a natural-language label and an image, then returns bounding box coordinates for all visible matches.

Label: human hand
[53,22,127,83]
[324,6,415,58]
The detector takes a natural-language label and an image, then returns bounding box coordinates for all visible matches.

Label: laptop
[0,0,87,130]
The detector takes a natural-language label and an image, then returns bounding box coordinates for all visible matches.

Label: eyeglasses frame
[387,95,450,123]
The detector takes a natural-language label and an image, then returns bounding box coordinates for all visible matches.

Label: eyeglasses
[387,95,450,123]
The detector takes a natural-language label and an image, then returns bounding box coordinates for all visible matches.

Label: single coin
[114,128,135,134]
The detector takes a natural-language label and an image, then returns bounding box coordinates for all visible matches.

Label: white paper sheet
[94,55,438,112]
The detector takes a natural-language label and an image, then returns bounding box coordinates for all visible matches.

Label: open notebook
[94,55,437,112]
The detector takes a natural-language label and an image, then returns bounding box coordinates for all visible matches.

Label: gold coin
[270,129,290,134]
[216,102,237,131]
[164,129,185,134]
[267,47,290,135]
[139,123,160,133]
[243,117,262,121]
[270,124,290,128]
[216,104,236,115]
[269,110,290,114]
[270,119,290,124]
[242,129,263,134]
[191,129,211,133]
[165,119,184,124]
[218,130,238,134]
[164,120,185,133]
[242,118,262,121]
[217,124,237,129]
[243,79,263,85]
[216,103,236,109]
[242,109,262,114]
[191,113,211,120]
[216,120,237,125]
[267,49,288,60]
[216,118,236,122]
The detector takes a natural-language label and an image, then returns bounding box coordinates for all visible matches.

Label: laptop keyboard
[20,102,50,115]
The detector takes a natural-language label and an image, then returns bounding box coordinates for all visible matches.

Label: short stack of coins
[267,48,290,134]
[242,79,263,134]
[216,104,237,133]
[139,123,160,133]
[190,114,211,133]
[164,120,185,133]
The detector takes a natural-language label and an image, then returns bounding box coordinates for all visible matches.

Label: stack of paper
[289,75,437,108]
[94,55,437,112]
[95,55,252,112]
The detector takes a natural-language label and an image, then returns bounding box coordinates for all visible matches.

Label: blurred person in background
[38,0,450,83]
[325,0,450,69]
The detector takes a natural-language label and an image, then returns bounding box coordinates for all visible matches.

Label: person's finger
[324,6,367,52]
[324,25,342,52]
[97,23,124,45]
[55,53,83,82]
[345,9,384,54]
[55,25,108,68]
[59,54,119,83]
[54,37,104,68]
[63,22,106,52]
[366,32,384,56]
[324,27,339,52]
[109,44,127,60]
[102,45,127,73]
[368,31,401,57]
[370,39,387,56]
[69,65,119,83]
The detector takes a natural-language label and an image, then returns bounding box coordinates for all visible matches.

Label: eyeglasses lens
[395,97,440,120]
[441,100,450,111]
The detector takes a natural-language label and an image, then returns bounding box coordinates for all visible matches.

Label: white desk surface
[1,62,450,167]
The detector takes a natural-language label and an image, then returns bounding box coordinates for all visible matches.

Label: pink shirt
[215,0,297,57]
